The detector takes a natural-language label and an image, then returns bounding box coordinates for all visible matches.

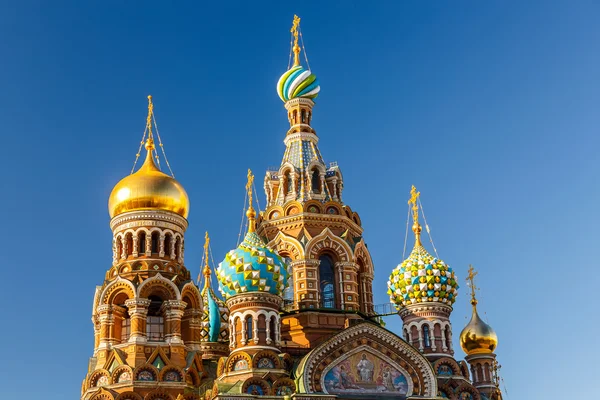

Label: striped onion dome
[276,65,320,102]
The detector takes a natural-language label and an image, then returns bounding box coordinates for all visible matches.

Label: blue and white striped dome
[276,65,320,102]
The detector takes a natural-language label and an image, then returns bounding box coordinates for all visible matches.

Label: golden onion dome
[459,302,498,355]
[108,139,189,219]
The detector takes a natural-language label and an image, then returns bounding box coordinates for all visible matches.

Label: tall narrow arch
[318,253,337,309]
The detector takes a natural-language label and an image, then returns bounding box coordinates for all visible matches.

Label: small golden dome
[108,141,189,219]
[459,304,498,355]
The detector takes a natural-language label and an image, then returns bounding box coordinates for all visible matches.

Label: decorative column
[159,234,165,257]
[183,308,202,350]
[120,237,126,260]
[331,177,338,201]
[132,235,139,257]
[97,305,114,349]
[162,300,187,344]
[125,298,151,343]
[293,259,319,310]
[170,239,176,260]
[145,234,152,256]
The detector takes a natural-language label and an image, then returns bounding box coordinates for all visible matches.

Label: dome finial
[203,231,211,285]
[291,15,301,67]
[145,95,155,151]
[467,264,479,306]
[408,185,422,247]
[245,169,256,233]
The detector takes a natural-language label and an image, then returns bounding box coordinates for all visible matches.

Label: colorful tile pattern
[217,231,288,298]
[387,245,459,308]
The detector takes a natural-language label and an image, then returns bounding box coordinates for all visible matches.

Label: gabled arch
[90,388,115,400]
[180,281,202,310]
[137,273,181,300]
[296,322,437,397]
[99,277,136,306]
[305,227,353,262]
[115,392,143,400]
[266,231,304,260]
[354,238,374,275]
[433,357,462,376]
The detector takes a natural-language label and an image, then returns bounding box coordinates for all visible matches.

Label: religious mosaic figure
[382,366,396,392]
[356,354,374,382]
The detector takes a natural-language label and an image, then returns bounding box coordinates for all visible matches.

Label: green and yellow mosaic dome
[388,245,459,309]
[217,231,288,299]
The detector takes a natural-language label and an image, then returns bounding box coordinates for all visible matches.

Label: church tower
[212,170,296,396]
[257,15,375,351]
[388,186,460,361]
[81,97,205,400]
[460,266,503,400]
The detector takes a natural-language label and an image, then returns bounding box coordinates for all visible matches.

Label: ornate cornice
[260,213,363,236]
[225,292,282,309]
[400,303,453,320]
[283,131,319,146]
[110,210,188,232]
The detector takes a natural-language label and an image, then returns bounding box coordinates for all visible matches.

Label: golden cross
[146,95,154,143]
[291,15,301,66]
[203,231,211,277]
[467,264,479,304]
[246,168,254,203]
[408,185,420,223]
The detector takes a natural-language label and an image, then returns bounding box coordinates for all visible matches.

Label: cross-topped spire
[291,15,301,67]
[203,231,211,280]
[408,185,422,247]
[467,264,479,306]
[246,169,256,233]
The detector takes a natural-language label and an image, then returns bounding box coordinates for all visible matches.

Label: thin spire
[408,185,422,247]
[202,231,211,289]
[291,15,301,67]
[466,264,479,306]
[245,169,256,233]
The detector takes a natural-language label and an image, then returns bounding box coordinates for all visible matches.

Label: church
[80,16,503,400]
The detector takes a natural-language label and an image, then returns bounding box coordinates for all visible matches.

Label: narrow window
[151,232,159,254]
[319,254,336,308]
[138,232,146,254]
[246,317,253,339]
[164,234,171,257]
[312,169,320,192]
[423,325,431,348]
[301,109,306,123]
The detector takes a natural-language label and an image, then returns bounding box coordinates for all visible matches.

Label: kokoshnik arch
[81,15,504,400]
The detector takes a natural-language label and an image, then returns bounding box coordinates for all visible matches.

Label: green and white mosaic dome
[388,245,459,309]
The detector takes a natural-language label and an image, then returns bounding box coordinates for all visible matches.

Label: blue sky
[0,1,597,398]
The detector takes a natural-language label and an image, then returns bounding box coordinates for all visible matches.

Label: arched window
[270,316,276,341]
[126,233,133,256]
[311,169,320,193]
[423,325,431,348]
[138,231,146,254]
[117,238,123,259]
[319,254,336,309]
[164,234,171,257]
[151,232,159,254]
[404,329,410,344]
[246,316,253,340]
[146,295,165,341]
[121,309,131,342]
[301,109,306,123]
[282,257,294,305]
[286,172,292,194]
[293,110,297,124]
[175,237,181,260]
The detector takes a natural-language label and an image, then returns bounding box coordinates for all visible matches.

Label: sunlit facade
[80,16,503,400]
